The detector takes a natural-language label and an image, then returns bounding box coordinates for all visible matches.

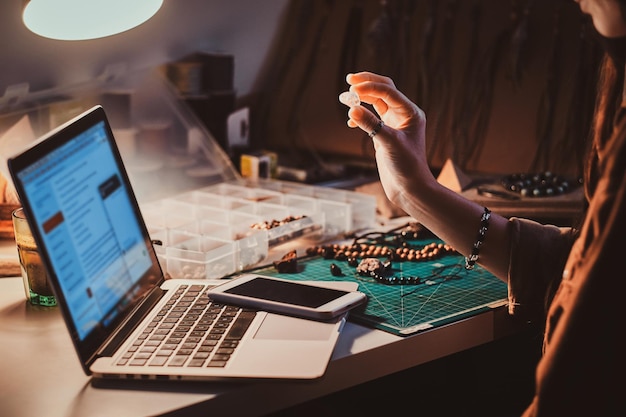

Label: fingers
[342,72,424,137]
[346,72,395,87]
[347,106,385,137]
[346,72,395,106]
[368,119,385,138]
[346,72,412,113]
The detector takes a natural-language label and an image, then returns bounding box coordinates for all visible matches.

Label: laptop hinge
[96,286,166,358]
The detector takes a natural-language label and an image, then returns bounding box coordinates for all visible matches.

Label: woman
[343,0,626,415]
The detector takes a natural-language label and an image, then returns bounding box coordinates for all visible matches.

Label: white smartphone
[206,274,367,321]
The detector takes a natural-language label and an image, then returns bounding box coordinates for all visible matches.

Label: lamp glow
[23,0,164,41]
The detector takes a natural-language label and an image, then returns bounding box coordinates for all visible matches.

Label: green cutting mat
[252,239,508,337]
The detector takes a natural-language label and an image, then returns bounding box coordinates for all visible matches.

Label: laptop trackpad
[253,313,335,341]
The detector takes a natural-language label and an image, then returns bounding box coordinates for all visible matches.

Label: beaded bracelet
[465,207,491,270]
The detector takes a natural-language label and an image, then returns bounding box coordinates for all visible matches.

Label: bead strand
[306,241,456,263]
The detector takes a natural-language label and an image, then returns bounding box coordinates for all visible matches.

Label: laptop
[7,105,353,381]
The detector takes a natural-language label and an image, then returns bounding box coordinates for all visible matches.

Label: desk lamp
[22,0,163,41]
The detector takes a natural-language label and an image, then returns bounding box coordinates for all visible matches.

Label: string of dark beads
[306,239,458,285]
[361,267,425,285]
[500,171,579,197]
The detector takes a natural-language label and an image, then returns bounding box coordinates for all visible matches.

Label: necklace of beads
[304,224,459,285]
[305,241,456,263]
[352,259,465,286]
[500,171,580,197]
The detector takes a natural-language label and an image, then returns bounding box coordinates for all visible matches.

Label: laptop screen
[10,106,164,363]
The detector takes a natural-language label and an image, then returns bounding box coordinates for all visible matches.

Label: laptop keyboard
[117,284,256,368]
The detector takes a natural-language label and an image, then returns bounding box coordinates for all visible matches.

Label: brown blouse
[509,113,626,415]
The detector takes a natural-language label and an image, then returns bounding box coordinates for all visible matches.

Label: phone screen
[223,277,349,308]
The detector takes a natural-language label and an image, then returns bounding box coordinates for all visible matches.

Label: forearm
[395,179,512,282]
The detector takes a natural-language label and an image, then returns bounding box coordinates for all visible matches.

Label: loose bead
[330,263,343,276]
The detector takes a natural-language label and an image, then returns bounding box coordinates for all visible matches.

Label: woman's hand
[344,72,434,207]
[343,71,512,281]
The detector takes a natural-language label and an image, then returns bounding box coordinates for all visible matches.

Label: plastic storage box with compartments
[0,66,377,280]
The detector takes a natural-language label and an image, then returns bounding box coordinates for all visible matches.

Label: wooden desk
[0,272,523,417]
[0,238,20,277]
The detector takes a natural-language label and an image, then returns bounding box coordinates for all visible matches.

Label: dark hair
[620,1,626,22]
[586,27,626,201]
